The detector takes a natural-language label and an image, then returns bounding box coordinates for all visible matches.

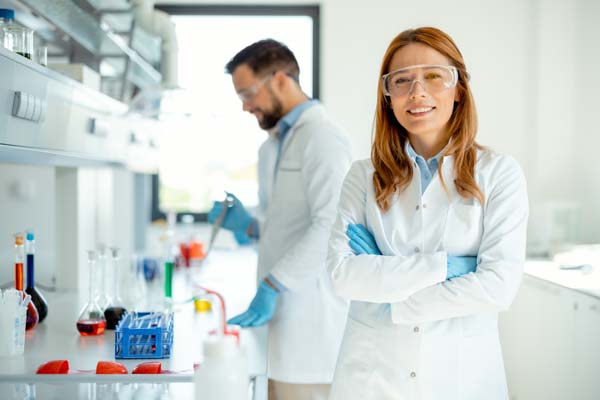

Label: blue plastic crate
[115,312,174,359]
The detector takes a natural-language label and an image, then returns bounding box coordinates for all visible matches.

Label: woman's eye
[425,73,442,80]
[393,78,411,86]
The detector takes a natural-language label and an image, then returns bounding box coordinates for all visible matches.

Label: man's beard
[258,88,284,130]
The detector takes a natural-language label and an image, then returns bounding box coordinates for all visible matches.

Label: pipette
[205,194,234,258]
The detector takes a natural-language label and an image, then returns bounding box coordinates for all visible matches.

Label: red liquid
[77,320,106,336]
[15,262,39,330]
[25,302,38,330]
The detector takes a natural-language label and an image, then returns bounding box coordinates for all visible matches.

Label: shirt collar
[405,140,447,164]
[277,99,318,140]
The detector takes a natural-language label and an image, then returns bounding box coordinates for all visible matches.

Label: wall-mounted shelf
[0,0,162,98]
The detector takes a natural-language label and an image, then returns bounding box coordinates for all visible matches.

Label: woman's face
[387,43,459,144]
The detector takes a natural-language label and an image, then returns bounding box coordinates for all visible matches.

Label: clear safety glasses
[382,64,459,97]
[237,74,273,103]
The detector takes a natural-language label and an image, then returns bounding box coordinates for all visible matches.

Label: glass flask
[14,232,38,330]
[76,250,106,336]
[94,245,111,311]
[104,247,127,330]
[25,231,48,323]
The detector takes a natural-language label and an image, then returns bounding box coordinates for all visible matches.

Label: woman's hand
[346,224,382,255]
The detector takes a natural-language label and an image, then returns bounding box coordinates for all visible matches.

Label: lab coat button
[410,372,417,378]
[413,327,419,333]
[414,247,420,253]
[415,205,420,210]
[422,204,427,208]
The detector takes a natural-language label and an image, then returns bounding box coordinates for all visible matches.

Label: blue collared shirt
[276,99,318,162]
[406,143,445,194]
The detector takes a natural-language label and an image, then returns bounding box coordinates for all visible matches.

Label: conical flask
[104,247,127,329]
[76,250,106,336]
[94,245,111,311]
[25,231,48,323]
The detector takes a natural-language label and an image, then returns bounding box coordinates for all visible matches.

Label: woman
[327,27,528,400]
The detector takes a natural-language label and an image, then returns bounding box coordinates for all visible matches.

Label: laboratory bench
[0,247,267,400]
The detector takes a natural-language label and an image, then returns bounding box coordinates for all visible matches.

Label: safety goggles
[382,64,459,97]
[237,74,273,103]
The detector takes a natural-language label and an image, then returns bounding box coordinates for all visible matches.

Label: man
[208,39,352,399]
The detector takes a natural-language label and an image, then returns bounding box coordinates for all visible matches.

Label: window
[152,5,319,221]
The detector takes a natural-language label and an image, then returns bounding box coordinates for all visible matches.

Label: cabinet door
[573,292,600,400]
[500,276,576,400]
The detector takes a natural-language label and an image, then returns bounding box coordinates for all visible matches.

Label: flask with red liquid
[76,250,106,336]
[14,232,38,330]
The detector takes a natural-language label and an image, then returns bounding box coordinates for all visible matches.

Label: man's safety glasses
[237,75,273,103]
[382,64,459,97]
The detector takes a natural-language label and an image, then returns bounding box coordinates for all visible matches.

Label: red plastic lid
[96,361,128,374]
[132,362,162,374]
[36,360,69,374]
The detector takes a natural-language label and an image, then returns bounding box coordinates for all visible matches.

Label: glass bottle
[104,247,127,330]
[0,8,33,59]
[76,250,106,336]
[0,9,15,51]
[25,231,48,323]
[14,232,38,331]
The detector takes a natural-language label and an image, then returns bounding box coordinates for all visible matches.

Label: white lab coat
[257,104,352,383]
[327,149,528,400]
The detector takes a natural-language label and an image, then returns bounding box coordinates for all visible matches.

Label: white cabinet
[500,275,600,400]
[573,291,600,399]
[500,276,576,400]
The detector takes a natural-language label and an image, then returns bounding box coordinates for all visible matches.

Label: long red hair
[372,27,483,211]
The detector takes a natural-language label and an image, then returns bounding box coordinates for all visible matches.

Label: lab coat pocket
[273,166,304,210]
[331,316,376,400]
[443,203,483,255]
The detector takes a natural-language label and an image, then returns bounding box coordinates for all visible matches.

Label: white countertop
[525,247,600,299]
[0,247,267,399]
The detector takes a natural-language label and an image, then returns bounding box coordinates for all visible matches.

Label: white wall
[0,165,135,290]
[0,164,56,288]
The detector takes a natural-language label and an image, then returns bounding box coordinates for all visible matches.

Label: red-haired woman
[327,27,528,400]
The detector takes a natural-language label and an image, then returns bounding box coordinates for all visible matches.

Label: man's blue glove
[227,280,279,327]
[208,192,254,240]
[346,224,382,255]
[447,256,478,279]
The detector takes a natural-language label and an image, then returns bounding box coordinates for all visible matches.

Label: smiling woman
[151,6,317,220]
[326,27,528,400]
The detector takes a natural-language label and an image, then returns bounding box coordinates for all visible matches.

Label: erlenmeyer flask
[25,231,48,323]
[104,247,127,329]
[94,245,111,311]
[76,250,106,336]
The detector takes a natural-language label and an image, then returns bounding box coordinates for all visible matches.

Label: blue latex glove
[227,280,279,327]
[346,224,382,255]
[208,192,253,237]
[447,256,478,279]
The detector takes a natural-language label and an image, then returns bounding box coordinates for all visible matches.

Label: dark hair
[225,39,300,79]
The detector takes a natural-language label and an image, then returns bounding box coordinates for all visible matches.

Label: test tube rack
[114,312,174,359]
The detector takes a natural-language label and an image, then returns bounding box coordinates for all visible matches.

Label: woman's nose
[409,80,428,97]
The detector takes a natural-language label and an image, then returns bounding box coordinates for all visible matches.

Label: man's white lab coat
[257,104,352,383]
